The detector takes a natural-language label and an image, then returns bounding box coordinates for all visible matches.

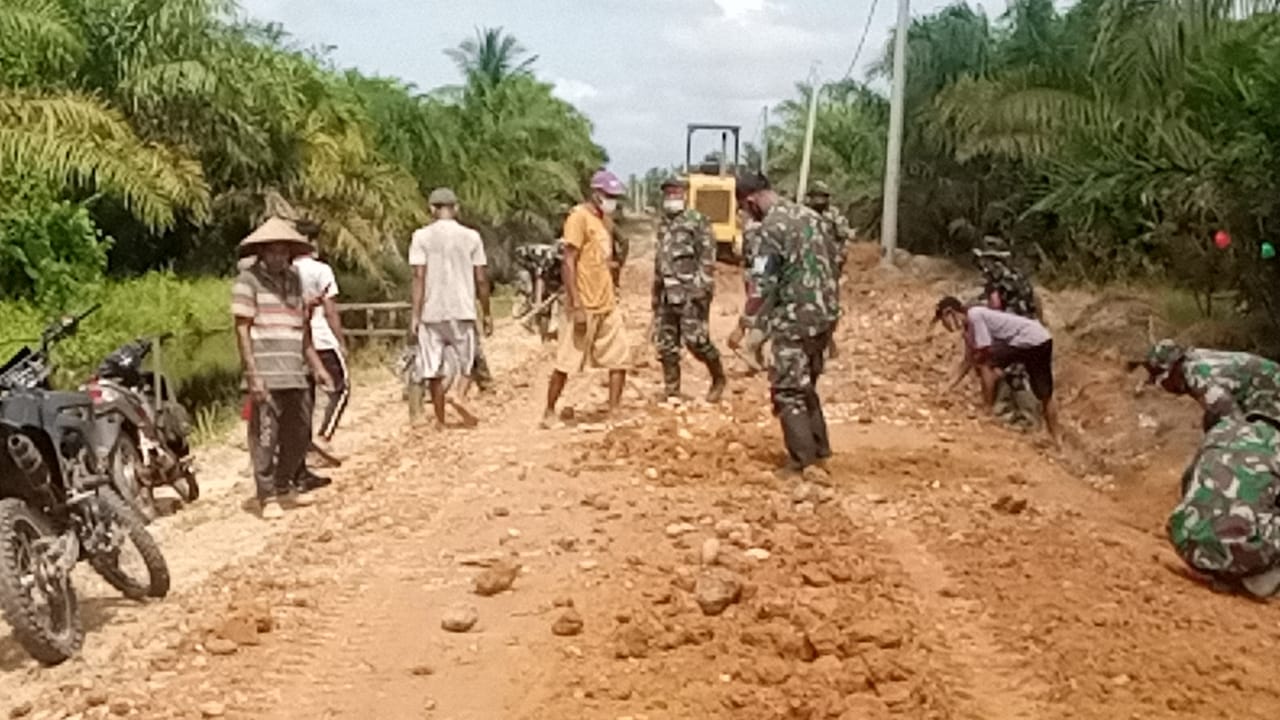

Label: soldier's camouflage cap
[1143,339,1186,383]
[808,180,832,196]
[972,235,1012,259]
[660,176,687,190]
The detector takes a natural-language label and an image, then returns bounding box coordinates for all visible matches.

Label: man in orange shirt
[542,170,631,426]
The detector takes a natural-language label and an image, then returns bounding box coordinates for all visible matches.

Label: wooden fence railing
[338,302,410,339]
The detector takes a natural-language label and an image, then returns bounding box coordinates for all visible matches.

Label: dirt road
[2,241,1276,720]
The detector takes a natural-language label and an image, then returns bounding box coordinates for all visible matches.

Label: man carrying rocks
[232,218,333,520]
[935,296,1060,445]
[972,236,1041,428]
[729,173,837,475]
[1134,340,1280,432]
[652,177,726,403]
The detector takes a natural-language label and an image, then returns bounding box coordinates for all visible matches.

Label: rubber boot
[779,410,819,471]
[705,356,727,404]
[809,393,831,460]
[661,357,681,400]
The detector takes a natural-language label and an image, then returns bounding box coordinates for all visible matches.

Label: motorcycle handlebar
[42,303,101,348]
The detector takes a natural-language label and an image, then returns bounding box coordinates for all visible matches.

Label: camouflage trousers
[655,297,719,363]
[770,330,832,466]
[1168,447,1280,580]
[994,365,1038,429]
[770,331,830,416]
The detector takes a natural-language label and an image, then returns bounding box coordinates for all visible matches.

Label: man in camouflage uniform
[1168,412,1280,598]
[1136,340,1280,432]
[971,236,1040,428]
[738,216,769,373]
[652,178,726,402]
[514,241,565,341]
[729,172,838,474]
[805,181,854,360]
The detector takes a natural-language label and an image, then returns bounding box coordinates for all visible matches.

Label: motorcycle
[85,335,197,521]
[0,306,170,665]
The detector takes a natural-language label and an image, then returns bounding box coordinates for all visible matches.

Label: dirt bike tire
[0,498,83,665]
[90,490,170,600]
[111,432,157,523]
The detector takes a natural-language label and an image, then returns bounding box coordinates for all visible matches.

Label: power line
[842,0,882,81]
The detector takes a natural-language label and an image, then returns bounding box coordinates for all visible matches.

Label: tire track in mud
[850,491,1049,720]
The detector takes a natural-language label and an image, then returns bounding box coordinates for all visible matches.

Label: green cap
[808,180,831,196]
[1144,339,1186,383]
[428,187,458,206]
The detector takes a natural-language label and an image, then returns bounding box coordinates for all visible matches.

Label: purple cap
[590,170,625,197]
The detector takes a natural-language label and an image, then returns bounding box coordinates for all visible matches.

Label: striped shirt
[231,263,309,390]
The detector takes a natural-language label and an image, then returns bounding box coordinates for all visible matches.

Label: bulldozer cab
[684,124,742,259]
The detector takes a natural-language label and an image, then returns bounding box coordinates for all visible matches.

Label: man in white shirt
[294,220,349,470]
[408,188,492,428]
[935,295,1060,445]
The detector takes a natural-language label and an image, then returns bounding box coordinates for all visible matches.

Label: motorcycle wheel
[0,499,83,665]
[89,491,170,600]
[111,433,156,523]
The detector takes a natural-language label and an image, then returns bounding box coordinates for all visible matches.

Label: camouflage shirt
[1168,414,1280,578]
[742,219,764,270]
[980,259,1038,319]
[818,206,854,269]
[1177,349,1280,430]
[742,200,838,340]
[653,209,715,307]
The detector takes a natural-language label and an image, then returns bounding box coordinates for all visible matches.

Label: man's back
[755,200,838,338]
[1183,349,1280,416]
[409,219,486,323]
[965,306,1050,350]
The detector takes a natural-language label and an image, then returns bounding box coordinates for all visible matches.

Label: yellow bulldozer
[683,124,743,260]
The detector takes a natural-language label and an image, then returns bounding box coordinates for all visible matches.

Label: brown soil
[0,239,1266,720]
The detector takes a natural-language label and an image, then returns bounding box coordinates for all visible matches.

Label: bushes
[0,274,232,385]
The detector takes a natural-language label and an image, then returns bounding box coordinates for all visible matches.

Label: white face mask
[599,198,618,214]
[662,199,685,214]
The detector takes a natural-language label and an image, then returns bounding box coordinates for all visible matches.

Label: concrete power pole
[796,64,821,201]
[760,105,770,173]
[880,0,910,266]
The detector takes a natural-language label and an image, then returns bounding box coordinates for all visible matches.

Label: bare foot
[450,400,480,428]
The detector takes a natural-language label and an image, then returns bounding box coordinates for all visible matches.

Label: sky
[239,0,1008,177]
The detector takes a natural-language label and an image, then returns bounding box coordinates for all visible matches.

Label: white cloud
[712,0,779,22]
[551,77,600,105]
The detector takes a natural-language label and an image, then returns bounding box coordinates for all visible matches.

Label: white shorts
[416,320,476,380]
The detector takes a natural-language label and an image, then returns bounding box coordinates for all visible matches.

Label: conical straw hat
[239,217,311,252]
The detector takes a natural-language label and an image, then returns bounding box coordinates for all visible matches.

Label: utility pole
[880,0,910,266]
[760,105,770,173]
[796,63,821,201]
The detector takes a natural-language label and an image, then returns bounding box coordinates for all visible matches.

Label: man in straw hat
[232,217,334,520]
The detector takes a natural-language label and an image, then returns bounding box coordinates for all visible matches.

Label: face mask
[662,199,685,215]
[599,198,618,214]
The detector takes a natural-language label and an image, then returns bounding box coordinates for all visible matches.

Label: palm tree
[445,27,538,90]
